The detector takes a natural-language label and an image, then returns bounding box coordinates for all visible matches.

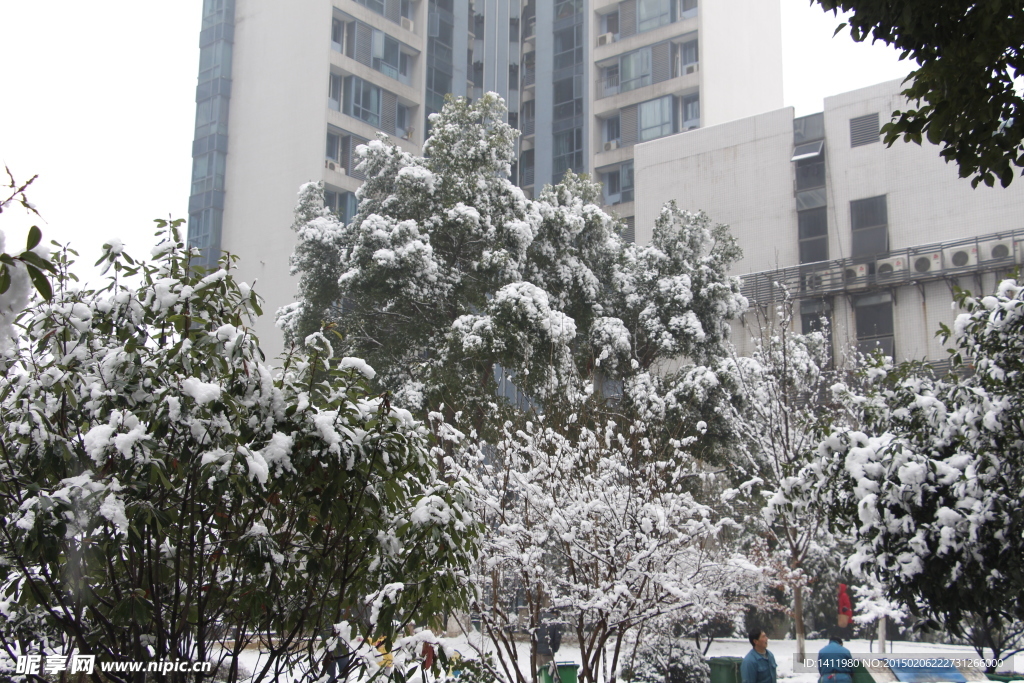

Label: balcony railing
[740,228,1024,305]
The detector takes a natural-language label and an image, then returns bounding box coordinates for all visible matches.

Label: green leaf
[27,266,52,300]
[26,226,42,251]
[0,265,9,295]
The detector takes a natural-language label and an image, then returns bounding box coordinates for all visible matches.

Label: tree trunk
[877,616,887,655]
[794,582,806,661]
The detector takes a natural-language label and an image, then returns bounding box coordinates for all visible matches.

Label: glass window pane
[852,225,887,257]
[851,195,887,229]
[795,187,826,211]
[798,207,827,239]
[799,236,828,264]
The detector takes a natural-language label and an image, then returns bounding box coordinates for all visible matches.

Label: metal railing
[740,228,1024,305]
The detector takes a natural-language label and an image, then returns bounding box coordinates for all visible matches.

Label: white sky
[0,0,914,279]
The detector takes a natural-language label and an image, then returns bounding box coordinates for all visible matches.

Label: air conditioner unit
[803,268,838,292]
[911,251,943,274]
[943,245,978,269]
[401,17,414,32]
[604,140,619,152]
[596,32,614,47]
[326,160,336,171]
[685,62,699,75]
[984,239,1013,261]
[844,263,869,287]
[876,255,907,280]
[1017,240,1024,264]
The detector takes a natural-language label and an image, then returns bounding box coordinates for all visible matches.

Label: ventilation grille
[850,113,880,147]
[622,216,635,243]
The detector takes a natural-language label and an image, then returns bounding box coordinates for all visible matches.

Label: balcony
[741,229,1024,305]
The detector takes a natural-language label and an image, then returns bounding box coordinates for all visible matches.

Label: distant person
[818,632,853,683]
[535,610,563,671]
[838,584,853,637]
[741,628,777,683]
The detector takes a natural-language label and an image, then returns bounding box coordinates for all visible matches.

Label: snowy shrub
[0,220,479,682]
[625,634,710,683]
[809,280,1024,635]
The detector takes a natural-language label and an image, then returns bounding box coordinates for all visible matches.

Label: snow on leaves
[0,221,478,681]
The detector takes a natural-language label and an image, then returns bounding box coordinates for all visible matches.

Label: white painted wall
[222,0,334,361]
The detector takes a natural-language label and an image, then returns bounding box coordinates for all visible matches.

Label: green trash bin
[709,657,744,683]
[538,661,579,683]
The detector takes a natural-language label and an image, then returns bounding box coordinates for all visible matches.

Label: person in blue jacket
[741,628,777,683]
[818,632,854,683]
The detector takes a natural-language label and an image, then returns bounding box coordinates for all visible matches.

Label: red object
[422,643,435,670]
[838,584,853,627]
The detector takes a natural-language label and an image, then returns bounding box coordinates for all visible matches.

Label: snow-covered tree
[281,95,746,450]
[810,279,1024,637]
[0,221,478,683]
[454,398,761,683]
[723,299,848,659]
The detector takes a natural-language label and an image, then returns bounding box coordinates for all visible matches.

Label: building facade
[634,79,1024,367]
[186,0,782,359]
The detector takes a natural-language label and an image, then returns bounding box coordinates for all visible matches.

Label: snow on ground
[230,634,1023,683]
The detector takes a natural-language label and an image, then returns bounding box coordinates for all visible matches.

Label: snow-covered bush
[624,632,710,683]
[0,220,478,682]
[810,279,1024,635]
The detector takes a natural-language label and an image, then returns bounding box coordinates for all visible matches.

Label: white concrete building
[187,0,783,361]
[634,79,1024,367]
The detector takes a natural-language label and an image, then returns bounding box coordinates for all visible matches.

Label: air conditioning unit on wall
[685,62,699,75]
[876,255,907,280]
[596,32,614,47]
[844,263,869,287]
[943,245,978,269]
[401,17,414,32]
[985,239,1013,261]
[604,140,619,152]
[803,268,839,292]
[911,251,942,274]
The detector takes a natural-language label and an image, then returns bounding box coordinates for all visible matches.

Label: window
[850,113,880,147]
[605,115,620,143]
[191,151,226,195]
[397,104,412,138]
[682,93,700,127]
[554,0,582,19]
[640,96,674,141]
[554,25,583,69]
[638,0,672,32]
[620,47,652,92]
[331,18,344,50]
[371,30,402,79]
[800,298,832,337]
[343,77,381,127]
[795,154,825,191]
[680,39,698,68]
[553,127,583,180]
[794,112,825,144]
[603,161,634,204]
[553,76,583,121]
[329,73,342,111]
[851,195,888,258]
[510,17,520,41]
[621,161,634,201]
[680,0,698,17]
[602,11,619,34]
[798,207,828,263]
[854,293,894,358]
[509,63,520,89]
[520,149,535,186]
[325,189,359,224]
[326,131,341,161]
[198,42,232,84]
[355,0,386,16]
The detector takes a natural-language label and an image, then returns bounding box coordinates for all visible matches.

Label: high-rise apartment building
[187,0,782,359]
